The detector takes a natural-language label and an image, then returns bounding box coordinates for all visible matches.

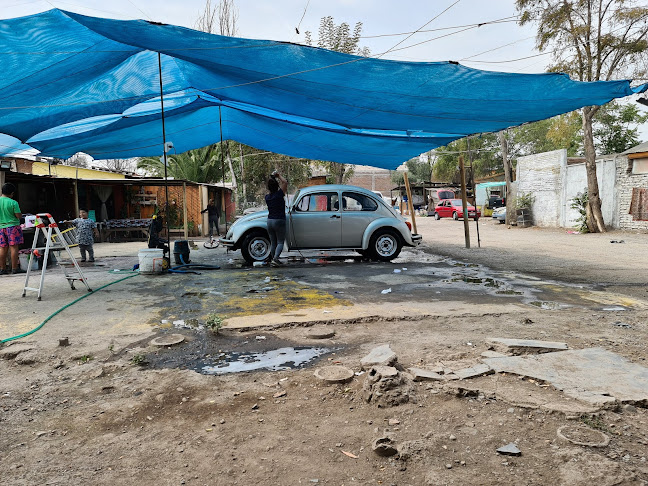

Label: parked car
[220,185,422,264]
[492,206,506,224]
[433,199,481,221]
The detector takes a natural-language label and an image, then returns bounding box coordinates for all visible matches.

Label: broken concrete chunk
[497,443,521,456]
[480,350,507,359]
[488,338,568,355]
[372,437,398,457]
[361,344,397,370]
[409,367,444,382]
[314,366,354,384]
[484,348,648,408]
[453,363,493,380]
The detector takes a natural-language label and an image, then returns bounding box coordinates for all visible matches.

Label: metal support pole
[467,137,480,248]
[182,182,188,239]
[459,155,470,249]
[218,106,228,233]
[403,172,417,234]
[157,52,171,255]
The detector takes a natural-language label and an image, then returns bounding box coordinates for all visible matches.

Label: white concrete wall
[517,149,565,227]
[561,157,617,228]
[516,150,620,229]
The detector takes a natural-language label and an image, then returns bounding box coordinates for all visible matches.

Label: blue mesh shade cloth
[0,9,646,169]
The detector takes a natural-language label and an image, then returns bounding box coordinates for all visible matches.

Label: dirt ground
[1,220,647,485]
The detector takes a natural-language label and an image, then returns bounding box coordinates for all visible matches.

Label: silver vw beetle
[220,184,422,264]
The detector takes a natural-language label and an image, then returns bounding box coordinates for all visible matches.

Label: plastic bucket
[138,249,164,274]
[19,253,39,271]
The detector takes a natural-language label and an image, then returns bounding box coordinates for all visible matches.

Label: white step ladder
[22,213,92,301]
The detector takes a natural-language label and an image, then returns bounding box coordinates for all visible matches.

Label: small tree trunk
[582,107,606,233]
[337,164,345,184]
[498,130,514,225]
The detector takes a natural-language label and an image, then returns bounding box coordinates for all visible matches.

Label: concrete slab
[361,344,397,370]
[488,338,568,355]
[408,367,444,382]
[480,350,507,359]
[314,366,354,384]
[453,363,493,380]
[483,348,648,407]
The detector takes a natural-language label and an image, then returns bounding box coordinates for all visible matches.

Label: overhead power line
[360,16,519,39]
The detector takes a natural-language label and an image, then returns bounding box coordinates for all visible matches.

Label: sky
[1,0,646,140]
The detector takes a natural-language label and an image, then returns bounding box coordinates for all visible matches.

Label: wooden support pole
[403,172,417,234]
[182,182,188,239]
[459,155,470,249]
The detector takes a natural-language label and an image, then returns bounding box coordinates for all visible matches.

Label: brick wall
[347,171,393,193]
[616,157,648,232]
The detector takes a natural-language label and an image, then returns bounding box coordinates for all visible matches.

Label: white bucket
[138,249,164,274]
[19,253,38,271]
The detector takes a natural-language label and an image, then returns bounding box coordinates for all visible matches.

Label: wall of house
[617,157,648,231]
[561,157,617,228]
[347,167,393,193]
[517,149,648,231]
[31,162,125,180]
[516,149,565,227]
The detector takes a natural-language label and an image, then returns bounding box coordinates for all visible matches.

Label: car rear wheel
[452,212,459,220]
[241,230,271,264]
[434,212,440,220]
[369,229,402,262]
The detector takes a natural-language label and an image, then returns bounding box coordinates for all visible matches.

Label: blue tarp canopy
[0,9,646,169]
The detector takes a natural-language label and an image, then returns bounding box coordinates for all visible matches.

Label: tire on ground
[368,228,403,262]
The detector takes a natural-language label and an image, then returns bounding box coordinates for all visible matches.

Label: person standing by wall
[265,171,288,267]
[67,209,99,263]
[0,182,24,275]
[201,197,221,237]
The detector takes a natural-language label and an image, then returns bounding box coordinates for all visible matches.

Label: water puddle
[200,346,332,375]
[529,301,569,310]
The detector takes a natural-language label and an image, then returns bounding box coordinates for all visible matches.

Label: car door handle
[330,214,340,219]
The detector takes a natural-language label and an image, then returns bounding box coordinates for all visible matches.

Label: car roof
[298,184,379,197]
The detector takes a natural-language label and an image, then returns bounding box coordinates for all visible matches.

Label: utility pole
[498,130,514,225]
[459,155,470,249]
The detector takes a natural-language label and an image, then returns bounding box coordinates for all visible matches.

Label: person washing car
[265,171,288,267]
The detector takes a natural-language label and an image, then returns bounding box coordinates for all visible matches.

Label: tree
[391,155,436,185]
[94,158,138,173]
[305,16,370,56]
[433,134,501,182]
[593,100,648,154]
[138,145,223,182]
[516,0,648,232]
[64,153,90,168]
[305,16,370,182]
[195,0,238,36]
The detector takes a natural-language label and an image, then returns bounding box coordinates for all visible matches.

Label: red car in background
[433,199,481,221]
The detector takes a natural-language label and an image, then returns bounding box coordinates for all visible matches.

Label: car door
[437,200,449,217]
[289,191,342,249]
[340,191,379,247]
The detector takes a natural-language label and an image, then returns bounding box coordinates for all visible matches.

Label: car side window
[296,192,338,212]
[342,192,378,211]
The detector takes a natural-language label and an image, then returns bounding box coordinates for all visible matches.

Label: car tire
[499,219,505,224]
[452,212,459,220]
[241,230,271,264]
[369,228,402,262]
[434,212,440,220]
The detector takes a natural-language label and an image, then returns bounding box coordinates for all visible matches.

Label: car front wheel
[240,230,271,264]
[434,212,440,220]
[452,212,459,220]
[369,229,402,262]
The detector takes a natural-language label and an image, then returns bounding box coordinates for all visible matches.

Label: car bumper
[219,237,235,248]
[411,234,422,245]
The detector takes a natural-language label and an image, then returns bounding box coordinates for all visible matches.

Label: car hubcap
[376,235,396,257]
[250,238,269,259]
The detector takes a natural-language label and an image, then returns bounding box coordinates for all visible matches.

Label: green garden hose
[0,273,139,345]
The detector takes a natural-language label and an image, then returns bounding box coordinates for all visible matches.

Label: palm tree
[138,144,225,183]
